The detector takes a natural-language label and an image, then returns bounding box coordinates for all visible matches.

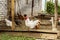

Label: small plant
[46,1,54,14]
[58,5,60,15]
[0,33,35,40]
[46,1,60,15]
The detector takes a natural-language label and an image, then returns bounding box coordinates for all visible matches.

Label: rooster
[24,14,40,29]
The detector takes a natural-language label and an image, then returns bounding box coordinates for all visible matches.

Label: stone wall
[0,0,7,21]
[15,0,43,17]
[0,0,45,21]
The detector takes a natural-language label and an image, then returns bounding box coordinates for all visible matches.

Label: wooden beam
[31,0,34,17]
[1,30,58,39]
[11,0,15,30]
[26,0,28,4]
[54,0,58,31]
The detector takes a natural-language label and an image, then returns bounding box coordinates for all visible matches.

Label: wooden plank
[54,0,58,31]
[0,29,58,39]
[0,29,58,34]
[28,29,59,33]
[1,31,58,39]
[31,0,34,16]
[11,0,15,30]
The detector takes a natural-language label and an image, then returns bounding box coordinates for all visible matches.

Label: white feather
[5,19,12,27]
[25,18,39,28]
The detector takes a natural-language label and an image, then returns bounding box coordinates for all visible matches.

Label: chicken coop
[0,0,59,40]
[0,0,44,30]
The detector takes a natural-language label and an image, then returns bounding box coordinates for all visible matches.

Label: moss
[0,33,35,40]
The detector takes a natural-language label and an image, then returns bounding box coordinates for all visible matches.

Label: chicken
[5,19,12,27]
[24,14,40,29]
[14,19,22,25]
[58,18,60,22]
[17,13,24,20]
[49,17,60,22]
[14,13,24,25]
[49,18,52,22]
[25,18,40,28]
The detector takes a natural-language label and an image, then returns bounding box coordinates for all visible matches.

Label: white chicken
[49,17,60,22]
[24,14,40,29]
[49,17,53,22]
[5,19,12,27]
[58,18,60,22]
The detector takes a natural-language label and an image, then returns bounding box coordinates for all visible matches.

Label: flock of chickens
[5,13,24,27]
[4,14,41,29]
[4,14,60,29]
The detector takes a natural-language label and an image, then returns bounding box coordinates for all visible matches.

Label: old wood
[26,0,28,4]
[11,0,15,30]
[54,0,58,31]
[31,0,34,16]
[0,29,59,39]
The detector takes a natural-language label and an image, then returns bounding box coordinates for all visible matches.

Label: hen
[24,14,40,29]
[49,17,60,22]
[5,19,12,27]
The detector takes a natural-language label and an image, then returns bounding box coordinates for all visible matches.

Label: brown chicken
[17,13,24,20]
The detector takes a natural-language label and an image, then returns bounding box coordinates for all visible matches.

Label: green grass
[0,33,35,40]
